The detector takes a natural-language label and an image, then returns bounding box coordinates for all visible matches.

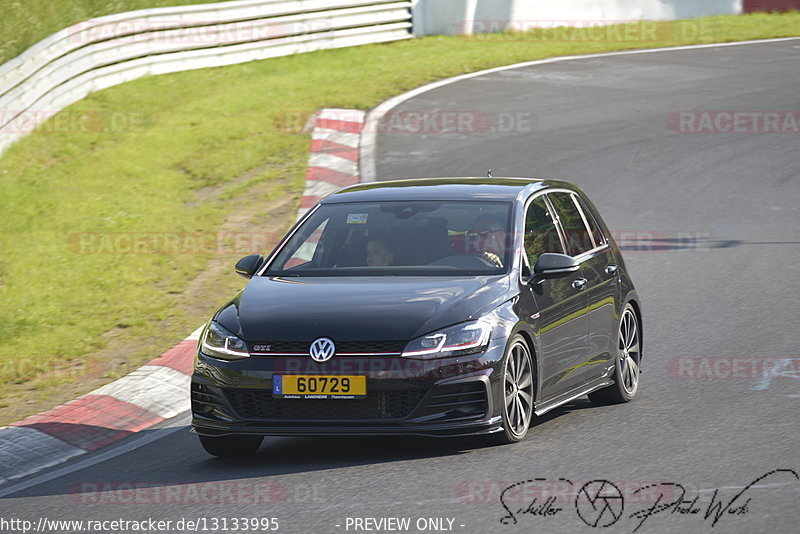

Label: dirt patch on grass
[0,173,299,425]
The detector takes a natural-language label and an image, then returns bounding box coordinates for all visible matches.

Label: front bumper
[192,417,504,438]
[190,347,505,438]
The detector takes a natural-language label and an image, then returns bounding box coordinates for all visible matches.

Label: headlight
[402,320,491,359]
[200,322,249,360]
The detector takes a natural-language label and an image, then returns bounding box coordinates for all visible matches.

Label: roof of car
[323,177,567,203]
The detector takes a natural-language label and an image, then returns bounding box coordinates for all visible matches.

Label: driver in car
[466,214,507,268]
[366,235,395,267]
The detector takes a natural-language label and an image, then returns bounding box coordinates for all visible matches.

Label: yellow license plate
[273,375,366,399]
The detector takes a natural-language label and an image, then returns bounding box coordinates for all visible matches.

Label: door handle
[572,278,587,290]
[605,265,618,275]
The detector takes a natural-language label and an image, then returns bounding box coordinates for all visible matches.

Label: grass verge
[1,12,799,423]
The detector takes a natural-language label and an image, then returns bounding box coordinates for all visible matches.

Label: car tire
[492,334,535,444]
[589,303,641,405]
[199,434,264,457]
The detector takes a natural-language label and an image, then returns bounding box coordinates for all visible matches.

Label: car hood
[216,275,513,342]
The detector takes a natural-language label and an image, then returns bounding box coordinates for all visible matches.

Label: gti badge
[309,337,335,362]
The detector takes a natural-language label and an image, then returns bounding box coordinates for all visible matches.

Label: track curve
[1,39,798,534]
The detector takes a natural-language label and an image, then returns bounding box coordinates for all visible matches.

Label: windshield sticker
[347,213,368,224]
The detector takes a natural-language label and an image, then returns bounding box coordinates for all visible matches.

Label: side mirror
[533,253,580,280]
[235,254,264,279]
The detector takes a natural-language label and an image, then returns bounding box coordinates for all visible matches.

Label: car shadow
[206,398,604,466]
[2,398,601,500]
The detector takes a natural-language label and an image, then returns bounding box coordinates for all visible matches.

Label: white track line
[359,37,800,182]
[0,414,191,498]
[0,427,85,485]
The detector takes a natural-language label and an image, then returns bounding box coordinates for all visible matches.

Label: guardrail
[413,0,743,36]
[744,0,800,11]
[0,0,412,154]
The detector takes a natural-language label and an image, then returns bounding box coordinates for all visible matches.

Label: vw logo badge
[309,337,335,362]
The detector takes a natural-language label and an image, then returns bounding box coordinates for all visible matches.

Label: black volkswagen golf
[191,178,642,456]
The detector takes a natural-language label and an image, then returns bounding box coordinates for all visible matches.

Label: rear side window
[574,195,607,248]
[524,196,565,267]
[546,192,594,256]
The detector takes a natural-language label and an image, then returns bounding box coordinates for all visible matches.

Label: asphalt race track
[1,40,798,534]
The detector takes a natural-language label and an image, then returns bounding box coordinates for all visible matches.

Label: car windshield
[264,201,514,277]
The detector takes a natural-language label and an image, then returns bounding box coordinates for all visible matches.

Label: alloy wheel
[618,306,641,395]
[504,340,534,437]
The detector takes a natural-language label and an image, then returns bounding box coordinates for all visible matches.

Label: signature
[498,469,799,531]
[499,478,568,525]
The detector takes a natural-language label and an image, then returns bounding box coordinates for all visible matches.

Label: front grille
[224,388,424,421]
[411,381,487,422]
[248,340,405,355]
[337,341,405,353]
[250,341,308,353]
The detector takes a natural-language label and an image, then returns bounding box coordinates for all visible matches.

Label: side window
[574,195,606,247]
[524,196,565,267]
[547,192,594,256]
